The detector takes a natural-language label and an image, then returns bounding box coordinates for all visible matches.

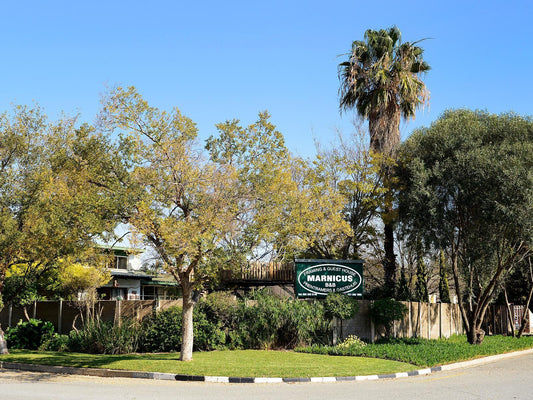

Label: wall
[0,298,513,340]
[0,299,183,334]
[337,301,512,342]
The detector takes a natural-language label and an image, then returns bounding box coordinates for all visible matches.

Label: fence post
[58,299,63,334]
[33,300,37,319]
[370,300,375,343]
[427,303,431,339]
[117,300,122,328]
[439,302,442,338]
[449,303,452,337]
[8,304,12,328]
[408,302,412,338]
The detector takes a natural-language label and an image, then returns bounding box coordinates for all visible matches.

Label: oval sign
[297,263,362,296]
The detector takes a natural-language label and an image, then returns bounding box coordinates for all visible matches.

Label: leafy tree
[338,26,430,295]
[0,107,121,354]
[98,87,346,361]
[414,239,429,302]
[301,129,386,259]
[398,110,533,344]
[438,250,451,303]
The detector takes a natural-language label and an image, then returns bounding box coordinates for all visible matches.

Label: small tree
[396,266,411,301]
[323,292,359,342]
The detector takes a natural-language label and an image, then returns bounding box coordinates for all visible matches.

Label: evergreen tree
[438,250,451,303]
[415,239,429,302]
[397,266,411,301]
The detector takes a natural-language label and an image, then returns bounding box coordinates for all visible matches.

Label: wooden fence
[0,299,182,335]
[336,302,514,342]
[221,261,294,284]
[0,298,516,341]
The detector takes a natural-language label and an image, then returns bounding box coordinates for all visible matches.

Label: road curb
[2,348,533,384]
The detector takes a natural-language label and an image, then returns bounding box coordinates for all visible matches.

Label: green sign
[295,259,363,298]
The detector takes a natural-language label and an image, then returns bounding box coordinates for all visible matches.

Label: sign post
[295,259,364,298]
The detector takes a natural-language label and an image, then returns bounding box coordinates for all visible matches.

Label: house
[96,246,181,300]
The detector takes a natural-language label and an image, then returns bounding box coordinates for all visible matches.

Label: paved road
[1,353,532,400]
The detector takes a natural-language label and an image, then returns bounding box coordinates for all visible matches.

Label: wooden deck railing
[221,261,294,283]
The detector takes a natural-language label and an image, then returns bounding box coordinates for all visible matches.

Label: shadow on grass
[2,350,182,370]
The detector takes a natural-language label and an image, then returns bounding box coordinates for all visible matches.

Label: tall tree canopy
[398,109,533,344]
[98,87,348,361]
[338,26,430,154]
[338,26,430,296]
[0,108,119,354]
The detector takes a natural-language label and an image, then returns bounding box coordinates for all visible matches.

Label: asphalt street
[1,352,532,400]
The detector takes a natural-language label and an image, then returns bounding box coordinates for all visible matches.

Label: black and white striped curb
[2,348,533,383]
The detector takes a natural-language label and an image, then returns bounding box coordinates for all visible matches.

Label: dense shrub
[229,291,329,349]
[40,334,70,352]
[140,291,330,352]
[6,319,55,350]
[140,307,182,352]
[68,318,141,354]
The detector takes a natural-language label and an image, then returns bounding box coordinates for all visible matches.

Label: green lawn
[0,349,415,378]
[297,335,533,367]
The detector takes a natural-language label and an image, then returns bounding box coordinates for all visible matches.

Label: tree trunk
[467,325,485,345]
[518,258,533,338]
[180,282,195,362]
[503,287,515,337]
[383,221,396,297]
[370,108,400,298]
[0,326,8,354]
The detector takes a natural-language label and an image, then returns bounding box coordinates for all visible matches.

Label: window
[116,256,128,269]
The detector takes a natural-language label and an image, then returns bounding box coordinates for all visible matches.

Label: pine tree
[439,249,451,303]
[397,266,411,301]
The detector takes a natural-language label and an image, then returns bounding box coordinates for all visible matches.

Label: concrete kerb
[2,348,533,384]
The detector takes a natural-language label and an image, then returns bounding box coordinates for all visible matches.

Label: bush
[68,318,141,354]
[336,335,367,350]
[6,319,55,350]
[229,291,329,349]
[40,334,70,352]
[140,307,183,352]
[324,293,359,320]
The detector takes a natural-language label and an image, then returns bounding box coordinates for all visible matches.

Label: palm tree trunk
[371,108,400,297]
[383,220,396,296]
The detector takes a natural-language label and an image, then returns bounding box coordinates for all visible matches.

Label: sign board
[295,259,363,298]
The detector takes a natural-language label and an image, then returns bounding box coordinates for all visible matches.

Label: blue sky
[1,0,531,157]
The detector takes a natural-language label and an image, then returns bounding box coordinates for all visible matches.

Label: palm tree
[338,26,430,295]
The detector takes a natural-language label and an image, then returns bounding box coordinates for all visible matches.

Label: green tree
[439,250,451,303]
[301,130,386,259]
[414,239,429,302]
[0,108,118,354]
[338,26,430,295]
[398,110,533,344]
[396,266,411,301]
[98,87,347,361]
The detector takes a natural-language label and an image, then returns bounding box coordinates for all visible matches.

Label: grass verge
[296,335,533,367]
[0,349,415,378]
